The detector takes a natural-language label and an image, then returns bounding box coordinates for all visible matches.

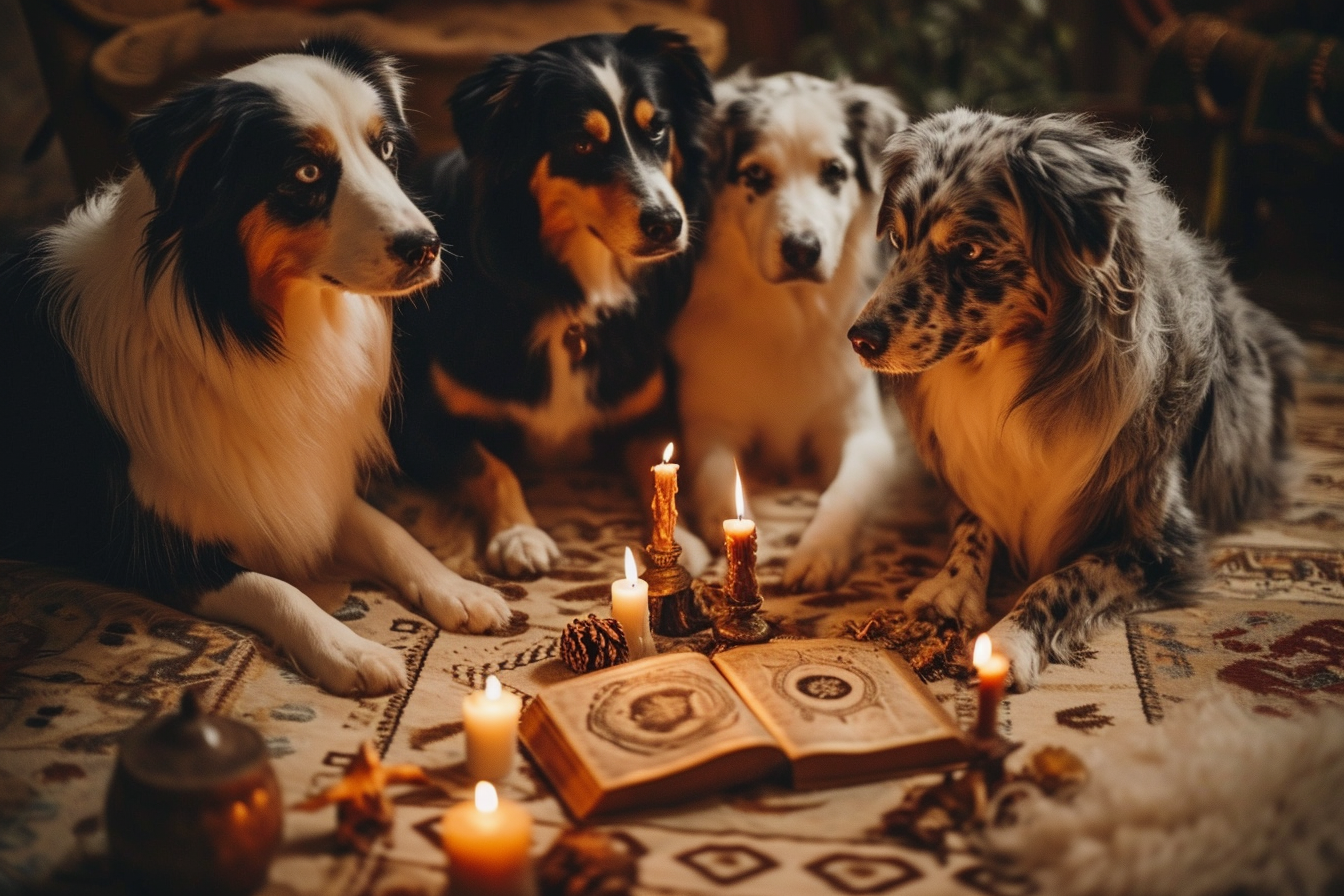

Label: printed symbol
[587,670,738,755]
[676,844,778,885]
[804,853,921,894]
[797,674,852,700]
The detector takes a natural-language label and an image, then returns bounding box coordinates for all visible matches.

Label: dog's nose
[781,232,822,272]
[848,321,889,360]
[391,230,441,269]
[640,207,683,245]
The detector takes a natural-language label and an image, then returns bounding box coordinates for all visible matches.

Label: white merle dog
[670,72,907,587]
[0,40,510,697]
[849,111,1302,690]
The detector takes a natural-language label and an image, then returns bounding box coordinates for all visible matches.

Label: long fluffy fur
[977,695,1344,896]
[849,111,1303,689]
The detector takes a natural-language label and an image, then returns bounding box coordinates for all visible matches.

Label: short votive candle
[462,675,522,781]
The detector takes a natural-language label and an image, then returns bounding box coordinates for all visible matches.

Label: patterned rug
[2,342,1343,896]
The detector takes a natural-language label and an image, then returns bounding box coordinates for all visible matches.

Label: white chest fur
[909,341,1116,579]
[46,176,393,577]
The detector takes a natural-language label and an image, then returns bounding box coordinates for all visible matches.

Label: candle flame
[624,546,638,582]
[474,781,498,814]
[734,463,744,520]
[485,674,501,701]
[973,633,991,669]
[663,442,674,463]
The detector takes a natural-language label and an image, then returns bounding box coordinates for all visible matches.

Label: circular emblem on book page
[588,671,739,755]
[775,661,879,721]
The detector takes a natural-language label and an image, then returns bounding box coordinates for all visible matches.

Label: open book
[520,639,972,819]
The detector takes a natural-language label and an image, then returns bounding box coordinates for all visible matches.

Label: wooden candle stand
[641,541,711,636]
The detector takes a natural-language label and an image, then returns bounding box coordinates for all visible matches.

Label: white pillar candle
[462,675,522,781]
[611,546,654,660]
[442,781,533,896]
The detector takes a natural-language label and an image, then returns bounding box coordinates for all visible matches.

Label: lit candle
[442,781,533,896]
[650,442,680,552]
[462,675,522,782]
[610,547,654,660]
[723,465,758,605]
[972,633,1010,740]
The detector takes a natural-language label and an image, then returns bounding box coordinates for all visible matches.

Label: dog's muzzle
[848,320,889,361]
[391,230,442,270]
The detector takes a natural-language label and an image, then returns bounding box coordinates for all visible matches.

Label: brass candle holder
[712,522,771,646]
[641,541,711,636]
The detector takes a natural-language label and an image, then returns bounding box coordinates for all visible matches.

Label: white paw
[486,524,560,578]
[904,569,990,632]
[676,524,712,577]
[782,528,856,592]
[302,632,407,697]
[987,619,1043,692]
[416,573,512,634]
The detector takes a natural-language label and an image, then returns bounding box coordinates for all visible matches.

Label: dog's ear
[128,78,273,220]
[875,133,919,239]
[450,53,530,159]
[619,26,714,110]
[836,81,907,194]
[704,72,756,186]
[1008,116,1130,287]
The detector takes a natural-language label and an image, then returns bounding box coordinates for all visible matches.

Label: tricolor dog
[0,40,510,697]
[393,27,712,577]
[849,111,1302,690]
[670,72,907,587]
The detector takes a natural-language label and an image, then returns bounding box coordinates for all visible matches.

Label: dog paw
[304,633,407,697]
[676,525,712,577]
[904,570,990,632]
[782,530,855,592]
[987,619,1044,693]
[416,574,512,634]
[486,524,560,578]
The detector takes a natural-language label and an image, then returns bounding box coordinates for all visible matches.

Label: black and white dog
[393,27,712,577]
[849,111,1302,690]
[670,72,906,587]
[0,40,510,696]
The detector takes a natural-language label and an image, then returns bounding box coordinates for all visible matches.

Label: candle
[611,547,654,660]
[723,466,758,605]
[972,633,1010,740]
[650,442,680,552]
[462,675,522,782]
[442,781,533,896]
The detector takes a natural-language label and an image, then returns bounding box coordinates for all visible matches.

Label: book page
[712,639,957,760]
[537,652,778,791]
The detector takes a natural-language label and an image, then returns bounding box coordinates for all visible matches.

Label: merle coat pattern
[848,111,1302,690]
[393,27,712,578]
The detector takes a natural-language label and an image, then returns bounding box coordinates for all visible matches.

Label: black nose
[391,230,441,268]
[781,232,822,272]
[639,207,683,245]
[848,321,889,360]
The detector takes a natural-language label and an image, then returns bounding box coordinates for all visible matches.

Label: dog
[0,39,511,697]
[669,72,907,587]
[848,110,1302,690]
[392,27,712,577]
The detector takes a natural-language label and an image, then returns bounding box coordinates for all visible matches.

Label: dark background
[2,0,1339,340]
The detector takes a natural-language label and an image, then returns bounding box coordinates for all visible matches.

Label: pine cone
[538,829,638,896]
[560,615,629,674]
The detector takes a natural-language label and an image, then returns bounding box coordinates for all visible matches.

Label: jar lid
[118,691,268,789]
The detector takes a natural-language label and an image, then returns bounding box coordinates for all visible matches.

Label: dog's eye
[379,138,396,161]
[742,163,772,191]
[959,242,983,261]
[821,159,847,184]
[649,126,668,143]
[295,163,322,184]
[888,231,905,251]
[574,138,595,155]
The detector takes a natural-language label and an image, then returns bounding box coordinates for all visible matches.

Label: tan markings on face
[366,115,386,144]
[606,369,665,424]
[928,217,954,250]
[431,361,512,422]
[633,98,655,131]
[238,203,328,325]
[304,125,338,159]
[530,153,643,254]
[666,128,680,179]
[584,110,611,144]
